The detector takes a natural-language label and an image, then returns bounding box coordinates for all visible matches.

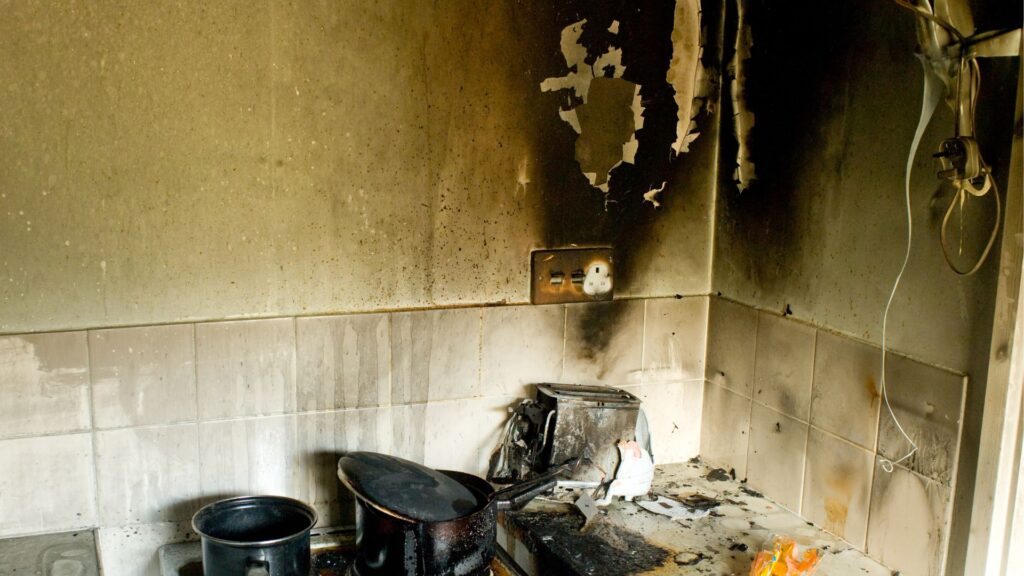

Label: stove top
[158,529,517,576]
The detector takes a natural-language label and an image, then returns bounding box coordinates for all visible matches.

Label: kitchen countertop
[498,459,893,576]
[0,530,99,576]
[0,463,891,576]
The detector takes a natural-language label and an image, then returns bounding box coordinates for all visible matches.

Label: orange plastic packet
[749,535,821,576]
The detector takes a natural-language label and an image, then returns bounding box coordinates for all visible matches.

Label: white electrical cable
[878,55,944,474]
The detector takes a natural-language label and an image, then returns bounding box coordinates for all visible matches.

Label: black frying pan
[337,452,572,576]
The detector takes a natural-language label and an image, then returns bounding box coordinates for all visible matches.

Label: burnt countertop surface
[499,460,892,576]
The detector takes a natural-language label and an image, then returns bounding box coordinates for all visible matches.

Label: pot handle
[246,559,270,576]
[495,459,578,511]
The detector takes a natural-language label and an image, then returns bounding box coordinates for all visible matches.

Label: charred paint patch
[727,0,755,191]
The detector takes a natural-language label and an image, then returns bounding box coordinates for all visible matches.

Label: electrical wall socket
[531,247,614,304]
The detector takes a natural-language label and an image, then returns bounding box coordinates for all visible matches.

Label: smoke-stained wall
[711,1,1021,573]
[713,0,1018,374]
[0,1,721,334]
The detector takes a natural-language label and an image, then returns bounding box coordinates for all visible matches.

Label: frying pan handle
[246,559,270,576]
[495,459,577,511]
[496,477,558,511]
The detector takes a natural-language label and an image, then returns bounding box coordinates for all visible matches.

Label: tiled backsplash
[701,297,967,576]
[0,296,708,575]
[0,295,967,576]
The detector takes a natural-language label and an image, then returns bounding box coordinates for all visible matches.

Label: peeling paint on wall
[669,0,710,155]
[540,19,627,136]
[540,1,711,207]
[728,0,755,192]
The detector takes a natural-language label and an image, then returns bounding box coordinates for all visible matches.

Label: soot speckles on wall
[530,0,724,359]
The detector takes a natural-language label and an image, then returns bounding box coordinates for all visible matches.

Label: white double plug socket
[530,247,614,304]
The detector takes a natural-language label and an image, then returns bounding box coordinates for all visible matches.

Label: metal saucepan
[192,495,318,576]
[337,452,572,576]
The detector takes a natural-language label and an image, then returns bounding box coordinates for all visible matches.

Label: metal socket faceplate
[530,248,614,305]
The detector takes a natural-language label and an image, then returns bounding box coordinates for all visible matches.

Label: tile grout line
[797,328,819,517]
[805,421,879,454]
[743,311,759,481]
[865,314,885,556]
[192,322,204,514]
[291,316,299,415]
[701,298,713,384]
[640,299,648,393]
[560,305,568,381]
[477,308,484,399]
[863,323,883,555]
[83,330,102,539]
[863,336,885,553]
[385,313,394,411]
[67,396,538,436]
[939,374,970,571]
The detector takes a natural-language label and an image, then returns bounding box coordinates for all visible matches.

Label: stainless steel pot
[192,495,317,576]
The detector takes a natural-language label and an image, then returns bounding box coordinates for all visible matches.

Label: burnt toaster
[488,383,641,484]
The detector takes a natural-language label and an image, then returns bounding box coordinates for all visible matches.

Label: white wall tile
[296,314,389,411]
[424,397,514,477]
[481,304,564,398]
[643,297,708,383]
[0,433,96,537]
[746,402,808,513]
[391,308,480,403]
[810,331,881,450]
[706,298,758,397]
[0,332,90,439]
[563,300,645,388]
[753,313,815,420]
[195,318,296,420]
[391,403,427,464]
[97,522,195,576]
[801,428,873,548]
[295,408,396,527]
[876,354,965,486]
[199,415,301,503]
[95,425,200,526]
[90,324,197,429]
[701,381,751,478]
[640,380,702,463]
[867,462,951,576]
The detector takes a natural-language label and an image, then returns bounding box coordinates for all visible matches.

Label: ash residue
[504,511,670,575]
[739,485,763,499]
[705,468,731,482]
[680,494,720,512]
